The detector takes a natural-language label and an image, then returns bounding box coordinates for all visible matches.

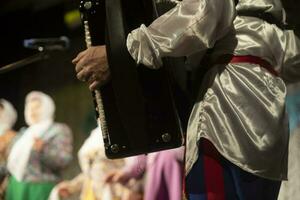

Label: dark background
[0,0,94,129]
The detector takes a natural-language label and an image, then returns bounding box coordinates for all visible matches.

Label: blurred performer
[54,126,140,200]
[0,99,17,199]
[106,147,184,200]
[6,91,73,200]
[278,84,300,200]
[277,125,300,200]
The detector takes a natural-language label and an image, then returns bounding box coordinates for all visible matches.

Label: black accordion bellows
[79,0,191,159]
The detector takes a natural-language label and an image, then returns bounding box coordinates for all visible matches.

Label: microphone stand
[0,52,48,74]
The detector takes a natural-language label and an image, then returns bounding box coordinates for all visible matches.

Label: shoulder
[13,127,27,140]
[0,130,17,145]
[51,122,72,132]
[45,122,73,140]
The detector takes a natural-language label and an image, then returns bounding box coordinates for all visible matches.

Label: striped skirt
[185,139,281,200]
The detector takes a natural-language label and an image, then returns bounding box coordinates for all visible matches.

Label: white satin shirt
[126,0,300,180]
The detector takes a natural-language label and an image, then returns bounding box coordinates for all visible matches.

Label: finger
[75,64,83,73]
[72,49,87,64]
[101,69,111,83]
[76,68,93,82]
[75,60,86,73]
[75,55,94,72]
[88,70,110,89]
[87,73,97,85]
[89,80,101,91]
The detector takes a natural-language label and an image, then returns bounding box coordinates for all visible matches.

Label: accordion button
[110,144,120,153]
[162,133,171,143]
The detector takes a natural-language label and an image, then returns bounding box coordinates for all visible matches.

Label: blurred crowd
[0,91,184,200]
[2,90,300,200]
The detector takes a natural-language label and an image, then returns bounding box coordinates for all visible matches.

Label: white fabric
[0,99,17,135]
[48,186,61,200]
[126,0,300,180]
[78,127,103,175]
[78,127,125,200]
[127,0,235,68]
[25,91,55,126]
[7,91,55,181]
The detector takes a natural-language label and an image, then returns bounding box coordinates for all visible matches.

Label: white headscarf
[7,91,55,181]
[0,99,17,136]
[24,91,55,126]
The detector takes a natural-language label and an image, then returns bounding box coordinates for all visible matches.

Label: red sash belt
[216,55,278,76]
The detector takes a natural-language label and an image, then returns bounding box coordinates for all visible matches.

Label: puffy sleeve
[126,0,236,68]
[41,124,73,170]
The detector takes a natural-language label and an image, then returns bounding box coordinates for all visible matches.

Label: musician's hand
[73,45,110,90]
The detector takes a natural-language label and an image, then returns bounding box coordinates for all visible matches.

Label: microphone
[23,36,70,51]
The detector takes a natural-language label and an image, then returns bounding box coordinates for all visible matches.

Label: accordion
[79,0,190,159]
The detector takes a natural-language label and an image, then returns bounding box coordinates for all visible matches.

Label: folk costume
[126,0,300,199]
[51,127,127,200]
[0,99,17,199]
[6,91,73,200]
